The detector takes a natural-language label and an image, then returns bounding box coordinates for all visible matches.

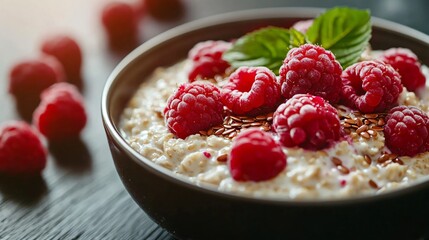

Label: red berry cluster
[165,38,429,182]
[2,35,87,176]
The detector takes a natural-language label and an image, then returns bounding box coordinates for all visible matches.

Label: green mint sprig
[222,7,371,73]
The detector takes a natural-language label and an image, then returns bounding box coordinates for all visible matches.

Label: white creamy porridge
[120,59,429,200]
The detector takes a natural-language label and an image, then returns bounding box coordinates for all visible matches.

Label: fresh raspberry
[279,44,343,103]
[229,128,286,182]
[379,48,426,92]
[101,2,138,51]
[144,0,184,21]
[384,106,429,156]
[33,83,87,140]
[164,82,223,139]
[41,35,83,82]
[188,40,232,82]
[0,121,47,175]
[273,94,341,150]
[221,66,281,115]
[341,60,402,113]
[9,57,64,102]
[291,19,314,33]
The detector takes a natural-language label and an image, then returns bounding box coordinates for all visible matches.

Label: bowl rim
[101,7,429,206]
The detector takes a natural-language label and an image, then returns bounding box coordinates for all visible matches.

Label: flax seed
[368,179,379,189]
[331,157,342,166]
[255,115,266,121]
[337,165,350,174]
[222,128,235,135]
[364,155,372,165]
[217,154,228,162]
[392,158,404,165]
[371,126,384,131]
[228,131,238,138]
[230,116,242,122]
[357,118,363,126]
[356,125,368,134]
[214,128,225,135]
[207,128,213,135]
[367,130,377,137]
[345,119,356,124]
[364,113,378,119]
[242,119,254,123]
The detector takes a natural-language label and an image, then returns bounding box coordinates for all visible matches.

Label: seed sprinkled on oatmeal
[202,110,273,139]
[338,106,386,140]
[369,179,379,189]
[217,154,228,162]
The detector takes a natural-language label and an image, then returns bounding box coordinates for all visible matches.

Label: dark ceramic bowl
[102,8,429,240]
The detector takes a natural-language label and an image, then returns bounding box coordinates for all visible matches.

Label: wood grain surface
[0,0,428,239]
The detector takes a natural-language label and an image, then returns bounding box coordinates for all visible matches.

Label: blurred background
[0,0,428,239]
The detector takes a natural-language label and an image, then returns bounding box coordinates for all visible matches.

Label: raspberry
[33,83,87,140]
[0,121,47,175]
[41,35,83,83]
[144,0,184,21]
[9,57,64,102]
[221,66,281,115]
[101,2,138,51]
[291,19,314,33]
[341,60,402,113]
[273,94,341,150]
[164,82,223,139]
[229,128,286,182]
[279,44,343,103]
[188,40,231,82]
[384,106,429,156]
[379,48,426,92]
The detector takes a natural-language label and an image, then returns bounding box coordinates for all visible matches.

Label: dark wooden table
[1,0,428,239]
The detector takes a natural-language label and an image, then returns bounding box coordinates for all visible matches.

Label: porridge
[120,7,429,199]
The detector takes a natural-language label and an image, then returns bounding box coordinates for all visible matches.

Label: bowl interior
[102,8,429,204]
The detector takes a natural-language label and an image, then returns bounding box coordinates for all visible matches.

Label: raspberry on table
[9,57,64,102]
[291,19,314,33]
[384,106,429,156]
[188,40,232,82]
[278,44,343,104]
[341,60,402,113]
[221,66,281,116]
[0,121,47,175]
[273,94,341,150]
[164,82,224,139]
[379,48,426,92]
[228,128,287,182]
[101,2,138,51]
[33,82,87,140]
[41,35,83,83]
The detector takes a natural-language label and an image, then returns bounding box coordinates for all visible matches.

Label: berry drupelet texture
[164,82,224,139]
[228,128,287,182]
[273,94,341,150]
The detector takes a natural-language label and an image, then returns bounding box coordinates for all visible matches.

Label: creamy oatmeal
[120,58,429,200]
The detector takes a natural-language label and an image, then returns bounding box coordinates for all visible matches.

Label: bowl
[102,8,429,240]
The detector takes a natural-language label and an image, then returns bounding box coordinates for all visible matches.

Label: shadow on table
[48,137,92,174]
[0,174,47,205]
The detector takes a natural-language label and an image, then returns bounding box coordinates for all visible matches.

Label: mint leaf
[222,27,291,74]
[289,28,307,47]
[307,7,371,68]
